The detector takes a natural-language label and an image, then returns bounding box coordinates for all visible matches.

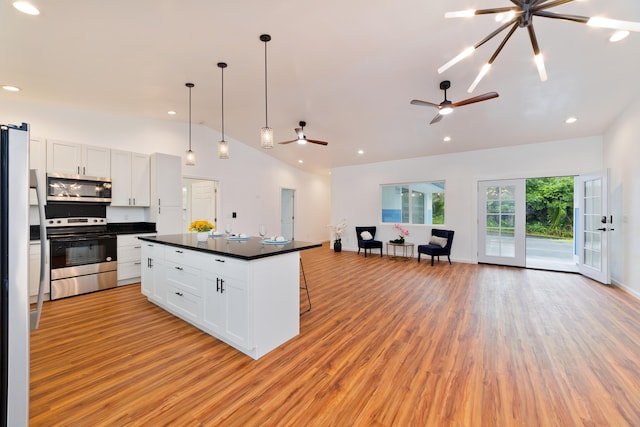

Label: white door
[478,179,526,267]
[281,188,295,240]
[576,171,611,284]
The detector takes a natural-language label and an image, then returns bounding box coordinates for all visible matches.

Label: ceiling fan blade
[306,139,329,146]
[430,114,444,125]
[411,99,441,108]
[278,139,298,145]
[452,92,499,107]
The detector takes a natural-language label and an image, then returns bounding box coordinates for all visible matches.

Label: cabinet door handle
[133,198,136,205]
[77,166,80,174]
[176,250,183,254]
[134,262,141,265]
[175,266,183,271]
[215,258,225,263]
[175,292,183,297]
[128,198,131,205]
[134,246,141,249]
[216,278,220,292]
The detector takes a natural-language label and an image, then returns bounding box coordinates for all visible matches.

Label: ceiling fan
[410,80,499,124]
[439,0,640,93]
[278,121,328,146]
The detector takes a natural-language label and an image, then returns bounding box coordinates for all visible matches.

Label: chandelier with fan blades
[439,0,640,93]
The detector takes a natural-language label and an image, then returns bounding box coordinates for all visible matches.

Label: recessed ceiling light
[357,149,364,155]
[565,117,578,124]
[443,136,452,142]
[12,1,40,15]
[167,110,176,115]
[609,30,629,43]
[298,160,304,164]
[2,85,21,92]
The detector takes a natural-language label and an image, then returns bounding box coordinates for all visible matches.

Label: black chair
[355,226,383,257]
[417,229,455,266]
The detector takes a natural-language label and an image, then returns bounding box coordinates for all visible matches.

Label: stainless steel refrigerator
[1,123,30,426]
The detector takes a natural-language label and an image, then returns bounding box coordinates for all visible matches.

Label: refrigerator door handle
[29,169,47,330]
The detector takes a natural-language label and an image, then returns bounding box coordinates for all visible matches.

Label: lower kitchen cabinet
[117,233,155,285]
[203,268,249,349]
[140,240,301,359]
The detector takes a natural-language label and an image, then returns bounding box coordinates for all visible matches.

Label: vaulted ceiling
[2,0,639,174]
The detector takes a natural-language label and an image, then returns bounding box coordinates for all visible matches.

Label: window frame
[380,180,446,225]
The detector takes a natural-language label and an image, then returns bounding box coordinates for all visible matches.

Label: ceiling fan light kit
[442,0,640,91]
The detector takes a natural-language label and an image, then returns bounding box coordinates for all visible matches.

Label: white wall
[604,97,640,299]
[331,137,604,263]
[2,99,331,243]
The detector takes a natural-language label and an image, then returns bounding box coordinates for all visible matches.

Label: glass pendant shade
[185,149,196,165]
[260,127,274,149]
[218,140,229,159]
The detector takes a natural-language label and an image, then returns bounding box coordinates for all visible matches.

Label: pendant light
[217,62,229,159]
[184,82,196,165]
[259,34,274,149]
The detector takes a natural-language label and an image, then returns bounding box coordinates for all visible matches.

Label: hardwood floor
[30,243,640,426]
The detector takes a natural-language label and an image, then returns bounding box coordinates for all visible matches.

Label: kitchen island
[138,234,321,359]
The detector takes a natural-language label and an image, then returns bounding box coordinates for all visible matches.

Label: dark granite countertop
[138,234,322,261]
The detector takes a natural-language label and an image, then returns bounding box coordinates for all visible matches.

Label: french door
[478,179,526,267]
[576,171,611,284]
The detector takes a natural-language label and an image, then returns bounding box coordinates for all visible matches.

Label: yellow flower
[188,220,215,232]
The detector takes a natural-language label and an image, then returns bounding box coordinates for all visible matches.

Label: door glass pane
[485,185,516,258]
[583,179,602,269]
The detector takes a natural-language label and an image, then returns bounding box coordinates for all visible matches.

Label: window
[381,181,445,225]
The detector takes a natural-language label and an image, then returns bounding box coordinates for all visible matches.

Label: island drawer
[163,246,207,268]
[204,255,248,281]
[166,284,202,324]
[165,262,203,296]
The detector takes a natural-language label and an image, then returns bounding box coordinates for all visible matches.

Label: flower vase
[197,231,209,242]
[333,239,342,252]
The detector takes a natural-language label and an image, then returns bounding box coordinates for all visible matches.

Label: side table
[386,241,415,259]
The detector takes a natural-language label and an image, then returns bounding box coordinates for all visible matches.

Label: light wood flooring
[30,243,640,426]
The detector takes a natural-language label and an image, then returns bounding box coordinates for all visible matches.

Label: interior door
[281,188,295,240]
[576,171,611,284]
[478,179,526,267]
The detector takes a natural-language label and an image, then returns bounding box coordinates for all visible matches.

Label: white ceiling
[2,0,640,174]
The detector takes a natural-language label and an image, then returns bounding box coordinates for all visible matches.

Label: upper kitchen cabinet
[150,153,183,234]
[46,139,111,178]
[29,137,46,206]
[111,150,150,207]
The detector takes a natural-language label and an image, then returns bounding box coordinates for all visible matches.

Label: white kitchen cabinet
[139,238,303,359]
[110,150,150,207]
[47,139,111,178]
[203,270,249,349]
[141,242,166,299]
[29,137,47,206]
[28,241,50,303]
[117,233,155,285]
[150,153,182,234]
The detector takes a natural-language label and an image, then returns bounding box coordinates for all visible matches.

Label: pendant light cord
[221,65,225,140]
[188,85,192,150]
[264,39,269,127]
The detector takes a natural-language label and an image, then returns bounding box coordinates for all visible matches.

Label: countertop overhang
[138,234,322,261]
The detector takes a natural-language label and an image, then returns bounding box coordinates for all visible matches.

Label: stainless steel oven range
[46,204,117,300]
